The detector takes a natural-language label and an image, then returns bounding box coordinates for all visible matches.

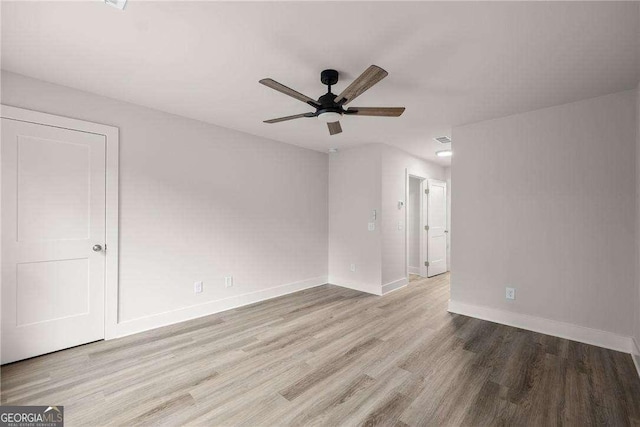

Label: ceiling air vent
[434,136,451,144]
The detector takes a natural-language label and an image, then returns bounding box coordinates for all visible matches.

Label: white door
[426,179,447,277]
[2,118,106,364]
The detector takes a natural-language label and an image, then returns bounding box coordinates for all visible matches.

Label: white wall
[408,177,421,272]
[380,145,446,286]
[328,144,382,295]
[1,71,329,334]
[451,90,636,338]
[328,143,444,294]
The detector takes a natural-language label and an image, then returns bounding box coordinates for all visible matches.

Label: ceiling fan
[259,65,405,136]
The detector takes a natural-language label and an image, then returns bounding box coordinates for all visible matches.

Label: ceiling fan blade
[259,78,319,107]
[346,107,405,117]
[327,121,342,135]
[334,65,388,105]
[264,113,314,124]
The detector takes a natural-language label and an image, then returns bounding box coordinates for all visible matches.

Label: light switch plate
[194,281,203,294]
[368,222,375,231]
[350,263,356,272]
[225,276,233,288]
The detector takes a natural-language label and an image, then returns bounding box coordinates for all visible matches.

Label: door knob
[92,244,103,252]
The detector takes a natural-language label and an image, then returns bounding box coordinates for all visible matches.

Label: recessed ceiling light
[328,148,338,153]
[105,0,127,10]
[436,150,452,157]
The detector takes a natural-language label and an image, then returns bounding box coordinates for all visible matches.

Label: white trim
[382,277,408,295]
[113,276,328,338]
[408,266,421,275]
[419,179,427,278]
[406,170,428,280]
[632,339,640,379]
[0,105,120,341]
[448,299,635,354]
[328,276,382,296]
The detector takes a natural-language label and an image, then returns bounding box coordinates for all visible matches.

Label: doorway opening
[405,173,448,282]
[407,176,424,279]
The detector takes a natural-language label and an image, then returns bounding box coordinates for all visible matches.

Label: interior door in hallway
[426,179,447,277]
[1,118,106,364]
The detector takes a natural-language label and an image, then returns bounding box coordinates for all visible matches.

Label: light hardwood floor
[2,273,640,426]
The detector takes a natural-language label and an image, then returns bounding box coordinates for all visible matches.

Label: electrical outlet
[506,287,515,300]
[194,281,203,294]
[225,276,233,288]
[368,222,375,231]
[350,263,356,272]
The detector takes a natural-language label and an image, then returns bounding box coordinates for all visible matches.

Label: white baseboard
[382,277,408,295]
[408,266,420,275]
[327,276,382,296]
[448,300,635,354]
[112,276,328,339]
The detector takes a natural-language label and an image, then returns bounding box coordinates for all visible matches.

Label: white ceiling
[2,1,639,166]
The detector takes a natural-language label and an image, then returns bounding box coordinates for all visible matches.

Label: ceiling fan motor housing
[317,70,348,121]
[316,70,345,123]
[316,92,344,122]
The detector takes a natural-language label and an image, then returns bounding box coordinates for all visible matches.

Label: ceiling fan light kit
[259,65,405,135]
[317,111,342,123]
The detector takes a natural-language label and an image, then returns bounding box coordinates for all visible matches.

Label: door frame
[405,169,428,279]
[1,105,120,340]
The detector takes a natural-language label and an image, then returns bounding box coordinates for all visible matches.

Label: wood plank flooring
[2,273,640,426]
